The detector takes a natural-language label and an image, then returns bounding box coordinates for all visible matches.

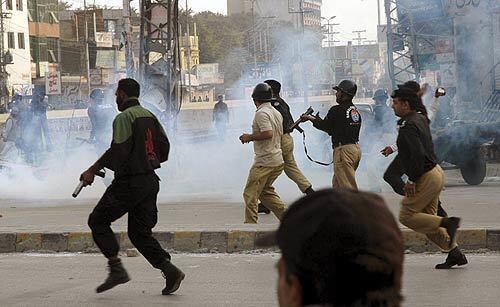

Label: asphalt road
[0,253,499,306]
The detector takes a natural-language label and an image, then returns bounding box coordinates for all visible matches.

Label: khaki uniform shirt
[252,102,284,167]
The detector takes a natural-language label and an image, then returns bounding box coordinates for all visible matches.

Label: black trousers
[384,156,448,217]
[88,173,170,268]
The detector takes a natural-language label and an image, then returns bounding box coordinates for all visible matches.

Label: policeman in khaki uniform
[390,87,467,269]
[301,80,362,190]
[254,80,314,214]
[240,83,286,223]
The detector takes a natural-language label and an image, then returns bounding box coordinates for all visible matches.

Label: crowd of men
[16,75,462,306]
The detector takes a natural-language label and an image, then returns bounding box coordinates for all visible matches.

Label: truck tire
[460,157,486,185]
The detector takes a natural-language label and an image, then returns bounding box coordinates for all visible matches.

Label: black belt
[333,142,358,148]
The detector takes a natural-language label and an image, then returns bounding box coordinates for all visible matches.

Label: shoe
[159,260,185,295]
[304,186,315,195]
[435,247,468,269]
[258,203,271,214]
[96,259,130,293]
[441,217,461,248]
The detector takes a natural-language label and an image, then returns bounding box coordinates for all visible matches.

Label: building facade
[2,0,32,93]
[28,0,60,81]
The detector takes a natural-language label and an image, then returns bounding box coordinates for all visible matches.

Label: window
[7,32,15,49]
[16,0,22,11]
[6,0,13,10]
[18,33,25,49]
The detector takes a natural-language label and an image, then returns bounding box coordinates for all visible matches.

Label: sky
[68,0,383,44]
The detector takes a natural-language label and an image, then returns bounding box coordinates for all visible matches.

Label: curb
[1,229,499,254]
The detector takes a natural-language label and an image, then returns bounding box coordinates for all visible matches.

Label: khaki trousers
[281,134,312,192]
[243,164,286,223]
[333,144,361,190]
[399,165,456,251]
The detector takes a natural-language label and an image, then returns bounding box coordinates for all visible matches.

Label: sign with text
[45,71,61,95]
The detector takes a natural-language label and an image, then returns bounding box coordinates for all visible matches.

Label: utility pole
[83,0,91,98]
[322,16,339,84]
[352,30,367,46]
[250,0,257,76]
[0,3,12,110]
[123,0,134,77]
[185,0,192,103]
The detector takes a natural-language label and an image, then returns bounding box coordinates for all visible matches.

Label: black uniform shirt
[312,102,362,146]
[271,97,294,134]
[213,101,229,122]
[396,111,438,182]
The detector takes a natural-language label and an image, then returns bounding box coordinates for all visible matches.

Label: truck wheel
[460,157,486,185]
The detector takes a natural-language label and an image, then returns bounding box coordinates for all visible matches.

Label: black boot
[304,186,315,195]
[440,217,461,248]
[258,203,271,214]
[159,260,185,295]
[96,258,130,293]
[435,247,468,269]
[437,200,448,217]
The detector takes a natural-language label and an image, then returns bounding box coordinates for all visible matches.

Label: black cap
[264,79,281,94]
[257,189,404,304]
[252,83,275,102]
[373,88,389,100]
[397,80,420,94]
[333,79,357,97]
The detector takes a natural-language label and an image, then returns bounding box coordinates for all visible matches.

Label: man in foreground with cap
[257,189,404,306]
[254,79,314,215]
[301,80,362,190]
[390,87,467,269]
[239,83,286,223]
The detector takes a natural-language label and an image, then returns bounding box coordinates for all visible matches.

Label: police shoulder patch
[273,101,280,107]
[349,107,360,123]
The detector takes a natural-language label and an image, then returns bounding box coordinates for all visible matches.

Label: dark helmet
[397,80,420,94]
[373,89,389,100]
[90,89,104,100]
[252,83,274,102]
[264,79,281,95]
[217,94,224,100]
[333,80,357,97]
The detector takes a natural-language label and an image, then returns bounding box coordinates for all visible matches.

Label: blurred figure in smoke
[80,78,184,295]
[256,79,315,214]
[88,88,117,155]
[301,80,362,190]
[212,94,229,139]
[31,86,52,151]
[372,89,392,129]
[240,83,286,223]
[0,105,22,158]
[390,87,467,269]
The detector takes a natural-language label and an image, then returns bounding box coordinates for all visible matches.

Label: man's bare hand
[300,114,315,122]
[239,134,253,144]
[79,169,96,187]
[381,146,394,157]
[404,182,416,197]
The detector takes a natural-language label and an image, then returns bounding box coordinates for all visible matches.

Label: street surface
[0,182,499,233]
[0,253,499,306]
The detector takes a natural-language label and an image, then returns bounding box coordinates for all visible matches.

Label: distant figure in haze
[30,86,51,151]
[87,89,117,155]
[257,189,405,307]
[213,94,229,139]
[373,88,394,132]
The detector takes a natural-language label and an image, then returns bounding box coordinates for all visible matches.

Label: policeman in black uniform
[372,89,392,128]
[301,80,362,190]
[382,81,448,217]
[390,87,467,269]
[80,78,185,295]
[255,80,314,214]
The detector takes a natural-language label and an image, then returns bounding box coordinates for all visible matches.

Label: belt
[333,142,358,149]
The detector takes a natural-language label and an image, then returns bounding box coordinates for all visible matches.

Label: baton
[289,107,314,133]
[72,170,106,198]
